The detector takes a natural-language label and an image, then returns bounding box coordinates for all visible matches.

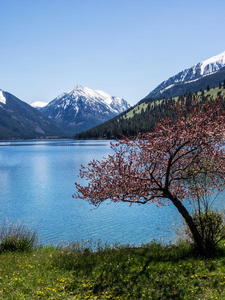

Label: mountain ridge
[0,90,65,139]
[74,50,225,140]
[41,85,130,134]
[146,51,225,99]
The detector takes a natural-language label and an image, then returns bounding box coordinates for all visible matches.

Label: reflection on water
[0,139,109,147]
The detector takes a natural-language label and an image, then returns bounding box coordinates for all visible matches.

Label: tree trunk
[168,193,208,256]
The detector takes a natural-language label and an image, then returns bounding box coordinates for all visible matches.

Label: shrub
[0,220,38,253]
[185,210,225,256]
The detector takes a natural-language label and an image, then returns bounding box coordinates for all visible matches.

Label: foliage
[2,241,225,299]
[0,220,38,253]
[183,157,225,255]
[75,97,225,256]
[184,210,225,256]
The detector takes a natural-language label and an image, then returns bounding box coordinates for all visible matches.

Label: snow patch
[160,84,175,93]
[200,51,225,75]
[31,101,48,108]
[0,90,6,105]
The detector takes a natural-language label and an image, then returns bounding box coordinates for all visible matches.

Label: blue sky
[1,0,225,105]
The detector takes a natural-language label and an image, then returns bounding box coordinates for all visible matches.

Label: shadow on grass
[52,240,203,299]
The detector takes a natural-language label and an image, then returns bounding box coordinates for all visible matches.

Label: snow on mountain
[41,85,130,134]
[49,85,130,113]
[146,51,225,99]
[200,51,225,76]
[31,101,48,108]
[0,90,6,105]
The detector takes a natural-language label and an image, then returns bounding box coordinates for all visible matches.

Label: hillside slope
[74,84,225,139]
[146,51,225,100]
[0,90,64,139]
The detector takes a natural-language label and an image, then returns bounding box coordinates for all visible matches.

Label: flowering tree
[75,97,225,256]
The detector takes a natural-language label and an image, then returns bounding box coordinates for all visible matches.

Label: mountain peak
[64,85,125,107]
[69,85,97,98]
[70,84,85,93]
[41,86,130,134]
[146,50,225,99]
[74,84,84,89]
[200,50,225,76]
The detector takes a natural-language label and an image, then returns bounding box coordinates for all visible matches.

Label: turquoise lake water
[1,139,218,246]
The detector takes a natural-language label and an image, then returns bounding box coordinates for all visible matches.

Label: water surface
[0,139,213,246]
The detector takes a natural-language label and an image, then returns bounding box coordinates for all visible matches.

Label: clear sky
[1,0,225,106]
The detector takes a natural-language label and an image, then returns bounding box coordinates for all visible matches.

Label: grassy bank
[1,240,225,299]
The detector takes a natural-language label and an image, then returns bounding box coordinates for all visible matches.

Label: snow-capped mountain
[41,85,130,134]
[146,51,225,99]
[0,89,64,139]
[31,101,48,109]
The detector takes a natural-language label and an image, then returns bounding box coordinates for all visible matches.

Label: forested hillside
[74,84,225,139]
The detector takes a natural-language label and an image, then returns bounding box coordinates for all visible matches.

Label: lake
[0,139,218,247]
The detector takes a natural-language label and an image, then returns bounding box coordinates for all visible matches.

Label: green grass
[1,240,225,299]
[204,86,225,99]
[123,85,225,121]
[123,99,163,120]
[0,220,38,253]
